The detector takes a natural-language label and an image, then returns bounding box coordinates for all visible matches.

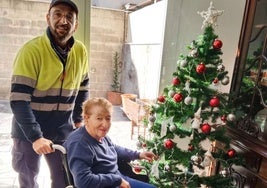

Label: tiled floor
[0,102,138,188]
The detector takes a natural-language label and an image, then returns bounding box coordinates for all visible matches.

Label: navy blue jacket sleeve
[72,76,89,123]
[115,144,140,162]
[10,100,43,142]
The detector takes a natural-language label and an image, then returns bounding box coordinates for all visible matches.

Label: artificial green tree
[137,3,243,188]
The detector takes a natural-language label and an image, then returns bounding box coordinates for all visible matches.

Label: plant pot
[107,91,123,105]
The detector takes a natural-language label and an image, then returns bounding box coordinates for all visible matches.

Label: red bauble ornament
[209,96,220,107]
[196,63,206,74]
[188,144,194,151]
[164,139,174,149]
[221,115,227,122]
[158,95,165,103]
[173,93,183,103]
[134,166,142,173]
[213,78,219,84]
[227,149,236,158]
[172,77,180,86]
[213,39,223,49]
[201,123,211,134]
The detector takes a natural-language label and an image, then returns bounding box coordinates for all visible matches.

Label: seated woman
[63,97,157,188]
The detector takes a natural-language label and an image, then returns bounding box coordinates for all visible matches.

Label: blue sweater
[63,126,140,188]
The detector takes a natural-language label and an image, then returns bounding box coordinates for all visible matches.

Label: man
[64,97,157,188]
[10,0,89,187]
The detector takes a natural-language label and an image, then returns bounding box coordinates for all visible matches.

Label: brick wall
[0,0,48,99]
[0,0,125,100]
[89,7,125,98]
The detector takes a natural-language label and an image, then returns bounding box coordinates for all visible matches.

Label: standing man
[10,0,89,187]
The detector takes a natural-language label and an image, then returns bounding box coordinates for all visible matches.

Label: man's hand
[32,137,54,155]
[119,178,131,188]
[139,151,157,162]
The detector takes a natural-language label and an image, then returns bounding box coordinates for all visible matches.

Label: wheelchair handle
[51,144,67,154]
[50,144,74,187]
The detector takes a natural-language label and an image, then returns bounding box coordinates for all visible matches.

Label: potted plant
[107,51,123,105]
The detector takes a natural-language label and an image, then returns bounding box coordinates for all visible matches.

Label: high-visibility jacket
[10,31,89,143]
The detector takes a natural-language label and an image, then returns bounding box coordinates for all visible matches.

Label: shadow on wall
[121,44,139,96]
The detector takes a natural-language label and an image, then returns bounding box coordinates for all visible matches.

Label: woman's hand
[139,151,157,162]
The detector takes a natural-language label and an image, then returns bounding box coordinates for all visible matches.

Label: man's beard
[52,27,73,46]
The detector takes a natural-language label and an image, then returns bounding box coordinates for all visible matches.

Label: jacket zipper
[57,60,66,110]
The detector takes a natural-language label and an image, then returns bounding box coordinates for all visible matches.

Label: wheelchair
[51,144,149,188]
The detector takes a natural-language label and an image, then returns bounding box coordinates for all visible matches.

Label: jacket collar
[46,27,74,63]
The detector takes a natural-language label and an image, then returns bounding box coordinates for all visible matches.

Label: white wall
[126,1,166,44]
[91,0,146,9]
[121,1,166,99]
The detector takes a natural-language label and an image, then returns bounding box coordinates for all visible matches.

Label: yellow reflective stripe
[33,88,60,97]
[12,75,36,87]
[10,92,31,101]
[79,85,89,91]
[61,89,78,97]
[31,102,74,111]
[33,88,78,97]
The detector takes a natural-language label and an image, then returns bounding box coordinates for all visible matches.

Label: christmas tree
[137,2,243,188]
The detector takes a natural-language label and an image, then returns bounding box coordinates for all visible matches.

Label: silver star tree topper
[198,2,224,29]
